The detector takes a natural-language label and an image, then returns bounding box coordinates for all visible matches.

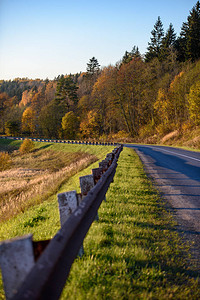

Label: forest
[0,1,200,143]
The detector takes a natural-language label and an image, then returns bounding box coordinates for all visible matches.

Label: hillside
[0,2,200,144]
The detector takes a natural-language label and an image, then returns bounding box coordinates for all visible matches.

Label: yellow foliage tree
[61,111,79,139]
[21,107,37,134]
[80,110,99,139]
[154,88,170,124]
[188,81,200,125]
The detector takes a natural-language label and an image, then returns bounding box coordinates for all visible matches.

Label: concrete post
[92,167,103,184]
[0,234,35,299]
[79,175,95,196]
[79,175,99,220]
[58,191,79,227]
[91,167,106,202]
[57,191,84,257]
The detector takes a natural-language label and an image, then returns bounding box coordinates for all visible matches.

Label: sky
[0,0,197,80]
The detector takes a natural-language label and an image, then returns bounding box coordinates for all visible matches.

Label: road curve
[125,144,200,269]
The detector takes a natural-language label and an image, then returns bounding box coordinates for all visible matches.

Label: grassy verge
[60,147,200,299]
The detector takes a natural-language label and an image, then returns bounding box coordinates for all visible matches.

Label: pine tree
[160,23,176,60]
[122,46,141,64]
[145,16,164,62]
[86,57,100,76]
[162,23,176,49]
[186,1,200,60]
[55,75,78,111]
[177,1,200,61]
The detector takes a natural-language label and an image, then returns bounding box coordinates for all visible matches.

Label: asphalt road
[125,144,200,269]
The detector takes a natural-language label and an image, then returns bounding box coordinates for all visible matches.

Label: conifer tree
[162,23,176,49]
[186,1,200,61]
[122,46,141,64]
[55,75,78,111]
[86,57,100,76]
[160,23,176,60]
[177,1,200,61]
[145,16,164,62]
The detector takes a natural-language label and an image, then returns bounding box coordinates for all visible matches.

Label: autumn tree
[113,58,147,136]
[21,107,37,135]
[38,101,62,138]
[31,87,45,113]
[188,80,200,124]
[5,121,20,136]
[61,111,79,139]
[80,110,99,139]
[91,66,119,135]
[0,93,9,133]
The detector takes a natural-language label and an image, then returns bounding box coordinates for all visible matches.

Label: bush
[19,139,35,154]
[139,123,155,139]
[0,152,12,171]
[108,130,132,142]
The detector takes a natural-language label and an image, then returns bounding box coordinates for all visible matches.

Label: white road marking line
[154,148,200,163]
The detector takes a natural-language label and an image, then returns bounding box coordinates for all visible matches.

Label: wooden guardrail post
[57,191,84,257]
[0,234,35,299]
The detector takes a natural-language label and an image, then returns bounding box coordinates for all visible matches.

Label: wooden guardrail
[0,144,123,299]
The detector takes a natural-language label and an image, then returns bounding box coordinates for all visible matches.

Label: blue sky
[0,0,197,80]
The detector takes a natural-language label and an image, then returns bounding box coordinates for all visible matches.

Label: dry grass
[161,130,179,143]
[0,149,97,222]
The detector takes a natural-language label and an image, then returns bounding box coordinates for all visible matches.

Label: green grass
[0,140,113,299]
[60,147,200,299]
[0,145,199,299]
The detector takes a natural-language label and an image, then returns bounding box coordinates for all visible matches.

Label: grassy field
[0,139,112,223]
[0,143,199,299]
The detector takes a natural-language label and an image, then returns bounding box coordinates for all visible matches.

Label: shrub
[19,139,35,154]
[0,152,12,171]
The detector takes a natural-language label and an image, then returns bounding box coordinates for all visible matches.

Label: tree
[178,1,200,61]
[186,1,200,61]
[113,58,146,136]
[61,111,79,139]
[55,75,78,111]
[5,121,20,136]
[0,92,9,133]
[145,16,164,62]
[38,101,63,138]
[188,80,200,124]
[122,46,141,64]
[80,110,99,138]
[154,88,172,128]
[86,57,100,76]
[160,23,176,59]
[21,107,37,135]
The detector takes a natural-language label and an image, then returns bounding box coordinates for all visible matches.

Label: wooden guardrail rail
[0,144,123,299]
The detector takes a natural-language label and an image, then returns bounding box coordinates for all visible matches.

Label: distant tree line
[0,1,200,141]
